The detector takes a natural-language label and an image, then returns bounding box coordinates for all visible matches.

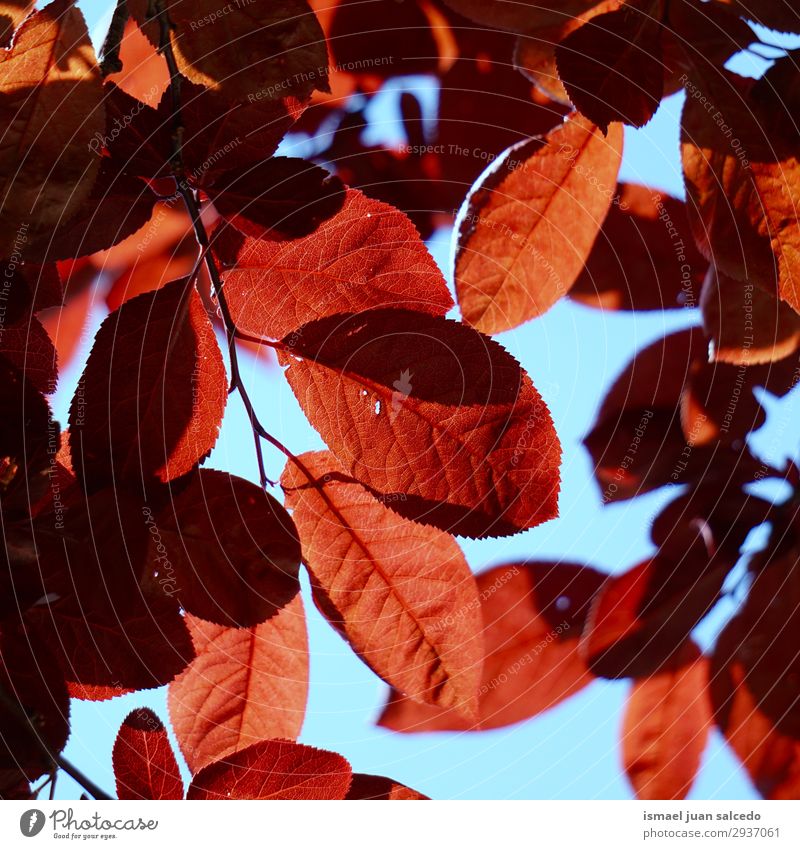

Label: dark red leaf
[556,3,665,132]
[113,707,183,800]
[0,624,69,778]
[570,183,708,311]
[346,773,429,800]
[582,555,727,678]
[68,278,227,492]
[186,739,352,800]
[146,469,301,628]
[207,158,345,240]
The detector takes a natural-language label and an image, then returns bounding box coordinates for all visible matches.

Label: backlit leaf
[378,561,605,732]
[214,190,453,340]
[113,707,183,800]
[279,309,561,538]
[621,642,712,799]
[455,115,623,332]
[282,451,483,717]
[556,2,665,132]
[0,0,104,254]
[68,278,227,492]
[169,598,308,774]
[186,739,352,800]
[146,469,301,628]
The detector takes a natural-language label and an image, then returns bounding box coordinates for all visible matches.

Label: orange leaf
[681,60,800,311]
[214,190,453,340]
[282,451,483,717]
[379,561,605,732]
[701,265,800,365]
[279,309,561,538]
[169,598,308,774]
[622,642,712,800]
[455,114,623,332]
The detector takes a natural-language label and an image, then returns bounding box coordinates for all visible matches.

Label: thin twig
[151,0,286,488]
[0,684,112,801]
[99,0,129,77]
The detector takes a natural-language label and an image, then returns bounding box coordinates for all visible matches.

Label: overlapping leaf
[186,739,352,800]
[282,451,483,716]
[455,115,623,332]
[621,642,711,799]
[214,190,453,340]
[0,0,104,253]
[68,278,227,492]
[147,469,301,628]
[279,310,561,537]
[169,600,309,774]
[378,561,605,732]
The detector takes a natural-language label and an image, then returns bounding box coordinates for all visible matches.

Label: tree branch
[0,684,112,801]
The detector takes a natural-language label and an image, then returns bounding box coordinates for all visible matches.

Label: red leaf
[68,278,227,491]
[26,491,194,698]
[515,1,624,106]
[146,469,301,628]
[455,115,623,332]
[0,624,69,778]
[108,80,304,185]
[279,309,561,538]
[680,60,800,312]
[441,0,603,33]
[701,265,800,365]
[207,158,345,240]
[378,561,605,732]
[328,0,439,79]
[186,739,352,800]
[582,556,727,679]
[712,616,800,799]
[0,357,55,518]
[570,183,708,311]
[282,451,483,717]
[0,0,105,254]
[169,598,309,774]
[346,774,429,800]
[213,190,453,340]
[0,315,58,395]
[621,642,712,799]
[112,707,183,800]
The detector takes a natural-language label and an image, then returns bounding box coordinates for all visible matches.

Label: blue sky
[42,2,800,800]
